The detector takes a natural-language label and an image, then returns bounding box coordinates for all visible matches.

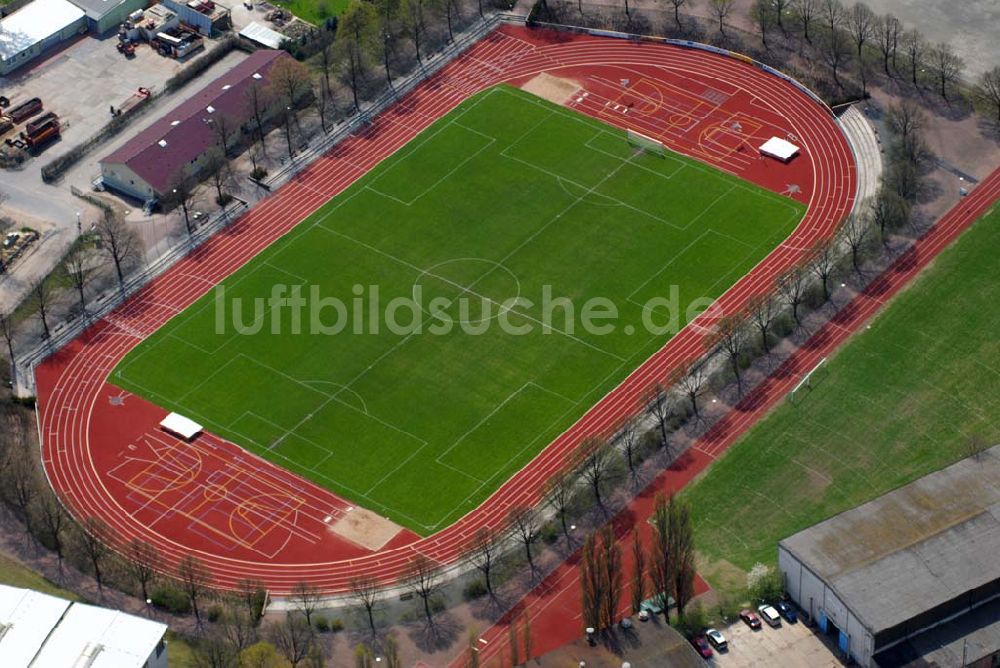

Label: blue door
[818,610,828,633]
[838,630,849,653]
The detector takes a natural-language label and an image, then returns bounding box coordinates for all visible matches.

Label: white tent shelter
[239,21,285,50]
[759,136,800,163]
[160,412,203,440]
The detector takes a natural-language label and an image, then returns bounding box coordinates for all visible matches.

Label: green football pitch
[682,207,1000,589]
[113,86,803,534]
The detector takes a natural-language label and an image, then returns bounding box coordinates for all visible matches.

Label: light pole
[76,211,82,236]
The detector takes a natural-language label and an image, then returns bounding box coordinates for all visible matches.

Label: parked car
[689,634,713,659]
[758,604,782,627]
[740,608,762,630]
[775,600,798,623]
[705,628,728,651]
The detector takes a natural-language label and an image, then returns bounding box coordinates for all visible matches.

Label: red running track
[459,165,1000,666]
[37,25,857,595]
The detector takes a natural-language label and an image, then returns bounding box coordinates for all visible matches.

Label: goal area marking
[627,128,666,157]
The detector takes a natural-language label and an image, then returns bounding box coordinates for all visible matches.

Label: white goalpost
[790,357,828,405]
[626,128,666,157]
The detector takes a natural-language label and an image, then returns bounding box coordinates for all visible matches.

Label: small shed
[160,412,203,440]
[239,20,285,49]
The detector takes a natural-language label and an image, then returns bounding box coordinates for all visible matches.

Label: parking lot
[710,616,845,667]
[0,34,195,165]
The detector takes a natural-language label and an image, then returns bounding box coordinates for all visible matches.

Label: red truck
[22,117,60,151]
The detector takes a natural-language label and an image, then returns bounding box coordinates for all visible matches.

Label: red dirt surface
[36,25,858,594]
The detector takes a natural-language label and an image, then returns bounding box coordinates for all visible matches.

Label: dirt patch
[521,72,581,105]
[696,554,748,595]
[330,507,403,551]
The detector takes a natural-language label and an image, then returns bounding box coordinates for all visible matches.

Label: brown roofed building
[100,49,288,203]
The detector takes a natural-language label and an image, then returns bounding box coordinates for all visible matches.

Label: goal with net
[627,129,666,157]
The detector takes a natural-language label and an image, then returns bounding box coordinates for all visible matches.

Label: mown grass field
[113,85,803,534]
[683,207,1000,588]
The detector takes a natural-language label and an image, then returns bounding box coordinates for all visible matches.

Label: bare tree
[821,0,843,34]
[575,436,617,510]
[211,112,239,157]
[0,311,15,385]
[37,493,68,566]
[928,42,964,101]
[709,0,735,37]
[821,24,851,89]
[291,581,323,628]
[667,494,696,618]
[268,613,314,667]
[177,553,213,627]
[977,66,1000,123]
[629,529,645,613]
[3,449,39,538]
[244,80,271,158]
[869,185,910,242]
[436,0,458,42]
[543,469,575,545]
[466,527,504,601]
[887,99,927,164]
[746,292,778,353]
[404,554,443,630]
[314,78,333,134]
[402,0,427,66]
[96,212,140,294]
[203,148,235,207]
[236,577,267,624]
[165,175,197,236]
[772,0,792,34]
[839,212,871,272]
[644,382,673,449]
[315,33,336,98]
[126,538,160,604]
[338,0,377,112]
[807,236,837,302]
[579,531,603,630]
[667,0,688,32]
[350,575,383,639]
[710,313,749,392]
[647,493,670,615]
[750,0,775,48]
[901,29,925,86]
[794,0,820,44]
[671,361,708,418]
[776,264,809,324]
[62,242,95,320]
[28,277,55,340]
[874,13,901,75]
[618,418,641,480]
[375,0,397,89]
[598,524,622,630]
[76,515,111,595]
[847,2,875,58]
[508,505,540,574]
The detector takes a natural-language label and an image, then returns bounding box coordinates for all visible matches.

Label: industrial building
[778,445,1000,667]
[0,0,86,76]
[100,48,289,203]
[66,0,147,34]
[0,584,168,667]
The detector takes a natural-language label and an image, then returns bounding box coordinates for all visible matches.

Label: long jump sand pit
[521,72,581,104]
[330,507,404,551]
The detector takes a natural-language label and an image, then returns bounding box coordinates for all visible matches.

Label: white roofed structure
[759,136,800,162]
[0,0,86,75]
[0,586,72,667]
[160,412,203,439]
[0,585,167,668]
[239,20,285,49]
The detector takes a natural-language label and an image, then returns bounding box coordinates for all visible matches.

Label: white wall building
[0,585,169,668]
[0,0,86,76]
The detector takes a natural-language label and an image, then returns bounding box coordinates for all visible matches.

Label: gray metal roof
[65,0,131,21]
[779,445,1000,635]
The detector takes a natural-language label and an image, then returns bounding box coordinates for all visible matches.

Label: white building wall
[778,546,875,667]
[101,162,156,201]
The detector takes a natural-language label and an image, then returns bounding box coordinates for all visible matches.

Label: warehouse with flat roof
[0,584,168,667]
[66,0,147,35]
[0,0,86,75]
[778,445,1000,667]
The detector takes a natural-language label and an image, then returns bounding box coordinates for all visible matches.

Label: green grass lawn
[275,0,347,24]
[0,552,80,600]
[682,206,1000,589]
[113,85,803,534]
